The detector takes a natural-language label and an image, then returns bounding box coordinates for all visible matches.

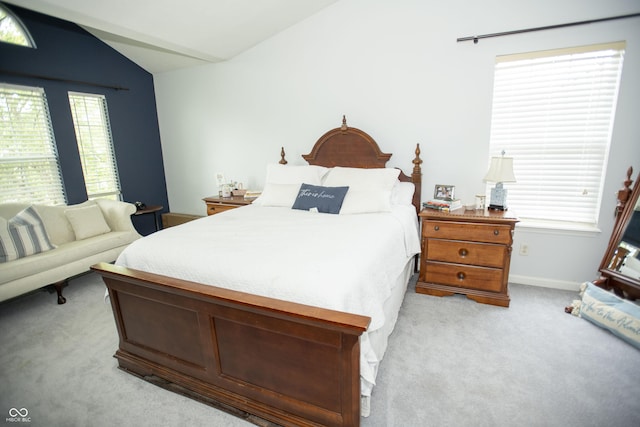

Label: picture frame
[434,184,455,201]
[215,173,226,188]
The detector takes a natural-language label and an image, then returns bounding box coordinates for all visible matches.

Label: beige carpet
[1,273,639,426]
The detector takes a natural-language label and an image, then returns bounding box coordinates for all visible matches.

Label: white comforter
[115,203,420,395]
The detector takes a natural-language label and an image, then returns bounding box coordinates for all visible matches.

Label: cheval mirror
[596,166,640,300]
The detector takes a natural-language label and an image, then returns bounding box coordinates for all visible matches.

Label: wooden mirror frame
[595,166,640,300]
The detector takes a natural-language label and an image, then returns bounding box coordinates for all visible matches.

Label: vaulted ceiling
[4,0,339,73]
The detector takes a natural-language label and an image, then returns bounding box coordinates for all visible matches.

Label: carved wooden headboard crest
[280,115,423,213]
[302,115,393,168]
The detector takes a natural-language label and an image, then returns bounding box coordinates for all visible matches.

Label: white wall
[153,0,640,290]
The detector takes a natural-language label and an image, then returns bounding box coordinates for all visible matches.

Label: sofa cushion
[34,202,91,246]
[1,206,56,263]
[94,199,137,231]
[65,204,111,240]
[0,230,138,284]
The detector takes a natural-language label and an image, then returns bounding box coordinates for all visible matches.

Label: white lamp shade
[483,156,516,183]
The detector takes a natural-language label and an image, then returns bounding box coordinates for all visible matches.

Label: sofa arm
[95,199,139,233]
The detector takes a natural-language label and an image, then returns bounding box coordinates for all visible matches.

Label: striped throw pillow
[4,206,56,261]
[0,217,18,262]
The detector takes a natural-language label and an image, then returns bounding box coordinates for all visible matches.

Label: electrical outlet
[519,244,529,256]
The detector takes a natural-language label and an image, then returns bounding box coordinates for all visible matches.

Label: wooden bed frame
[91,116,422,427]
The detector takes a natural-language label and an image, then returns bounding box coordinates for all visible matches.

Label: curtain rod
[457,12,640,44]
[0,69,129,91]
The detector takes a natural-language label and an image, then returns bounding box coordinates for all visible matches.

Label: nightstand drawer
[203,196,253,216]
[206,204,236,215]
[426,239,506,268]
[424,261,503,293]
[423,220,512,245]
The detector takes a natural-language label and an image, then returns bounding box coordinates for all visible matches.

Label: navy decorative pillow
[292,183,349,214]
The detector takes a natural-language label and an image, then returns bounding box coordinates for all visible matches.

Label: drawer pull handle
[457,272,466,280]
[494,229,500,236]
[458,248,468,257]
[434,225,440,231]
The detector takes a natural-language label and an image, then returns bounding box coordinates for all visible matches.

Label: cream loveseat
[0,199,141,304]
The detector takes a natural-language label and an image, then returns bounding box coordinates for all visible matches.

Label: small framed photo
[434,184,455,201]
[215,173,226,187]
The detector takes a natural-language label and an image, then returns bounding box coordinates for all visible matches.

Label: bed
[91,116,423,427]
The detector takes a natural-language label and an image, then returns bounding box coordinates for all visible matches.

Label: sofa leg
[53,280,67,305]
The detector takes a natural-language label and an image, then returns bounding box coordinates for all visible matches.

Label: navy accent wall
[0,4,168,235]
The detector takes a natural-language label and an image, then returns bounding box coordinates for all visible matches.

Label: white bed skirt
[361,258,415,417]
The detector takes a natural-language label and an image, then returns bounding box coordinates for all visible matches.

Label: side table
[417,208,519,307]
[133,205,163,231]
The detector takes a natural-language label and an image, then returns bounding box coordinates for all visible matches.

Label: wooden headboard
[281,116,423,213]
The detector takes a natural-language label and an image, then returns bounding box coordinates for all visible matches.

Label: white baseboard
[509,274,584,292]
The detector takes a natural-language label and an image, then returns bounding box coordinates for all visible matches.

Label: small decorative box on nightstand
[416,208,519,307]
[202,196,254,216]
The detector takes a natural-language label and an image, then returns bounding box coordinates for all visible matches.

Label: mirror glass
[608,196,640,280]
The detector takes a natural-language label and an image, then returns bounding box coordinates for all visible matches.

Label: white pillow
[253,164,329,207]
[36,201,93,245]
[253,183,303,208]
[65,204,111,240]
[322,167,400,214]
[620,256,640,280]
[391,181,415,206]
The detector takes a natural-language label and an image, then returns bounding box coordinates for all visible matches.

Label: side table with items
[202,196,255,216]
[416,208,519,307]
[132,204,163,231]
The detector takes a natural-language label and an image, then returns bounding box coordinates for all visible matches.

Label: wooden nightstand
[202,196,254,216]
[416,208,518,307]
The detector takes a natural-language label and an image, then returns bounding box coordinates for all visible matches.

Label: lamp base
[488,204,508,211]
[489,183,509,211]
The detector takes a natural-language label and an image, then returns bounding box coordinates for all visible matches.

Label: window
[68,92,121,200]
[0,84,66,205]
[0,4,35,47]
[487,42,625,227]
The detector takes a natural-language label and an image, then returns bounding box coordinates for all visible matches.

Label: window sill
[515,218,602,237]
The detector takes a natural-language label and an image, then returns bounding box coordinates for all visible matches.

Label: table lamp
[483,152,516,211]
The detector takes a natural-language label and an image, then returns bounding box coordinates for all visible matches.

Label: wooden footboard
[91,262,370,427]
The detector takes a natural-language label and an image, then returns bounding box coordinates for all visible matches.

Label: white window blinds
[488,42,625,226]
[68,92,121,200]
[0,84,66,205]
